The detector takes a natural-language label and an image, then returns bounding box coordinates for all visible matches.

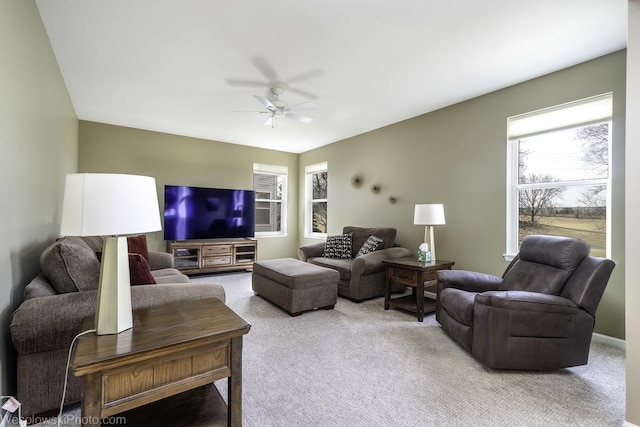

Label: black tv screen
[163,185,255,241]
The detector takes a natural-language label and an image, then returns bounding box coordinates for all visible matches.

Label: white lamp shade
[414,204,446,225]
[61,173,161,236]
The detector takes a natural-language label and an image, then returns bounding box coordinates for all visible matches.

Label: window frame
[505,93,612,260]
[253,163,287,237]
[304,162,328,239]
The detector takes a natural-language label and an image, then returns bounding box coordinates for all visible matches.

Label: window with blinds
[253,163,287,236]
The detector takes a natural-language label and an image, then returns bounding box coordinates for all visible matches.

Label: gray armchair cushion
[39,237,100,293]
[309,258,354,281]
[343,226,396,257]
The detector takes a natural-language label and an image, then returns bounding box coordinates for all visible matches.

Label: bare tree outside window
[312,171,327,233]
[518,174,566,223]
[516,122,609,256]
[575,123,609,219]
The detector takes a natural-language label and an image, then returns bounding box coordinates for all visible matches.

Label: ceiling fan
[238,87,315,128]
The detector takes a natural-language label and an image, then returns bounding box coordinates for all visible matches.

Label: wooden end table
[383,257,455,321]
[71,298,251,426]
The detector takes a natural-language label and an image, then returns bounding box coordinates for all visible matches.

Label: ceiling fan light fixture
[239,87,315,128]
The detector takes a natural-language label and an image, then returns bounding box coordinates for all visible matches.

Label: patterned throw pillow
[356,235,384,257]
[322,233,353,259]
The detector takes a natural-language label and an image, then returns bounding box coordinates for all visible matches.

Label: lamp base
[95,236,133,335]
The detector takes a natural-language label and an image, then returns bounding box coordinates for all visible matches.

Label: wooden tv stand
[167,238,257,275]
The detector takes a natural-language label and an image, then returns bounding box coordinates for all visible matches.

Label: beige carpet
[37,271,625,426]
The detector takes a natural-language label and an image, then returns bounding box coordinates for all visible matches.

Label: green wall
[299,51,626,339]
[78,122,300,260]
[77,54,626,341]
[0,0,78,394]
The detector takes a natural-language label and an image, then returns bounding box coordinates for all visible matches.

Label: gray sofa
[9,236,226,417]
[298,226,412,301]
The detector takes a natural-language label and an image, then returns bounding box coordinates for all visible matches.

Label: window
[506,93,612,259]
[253,163,287,236]
[305,162,328,238]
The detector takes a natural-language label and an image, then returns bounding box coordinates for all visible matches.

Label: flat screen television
[163,185,255,241]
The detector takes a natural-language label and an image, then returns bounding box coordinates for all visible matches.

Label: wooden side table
[71,298,251,426]
[383,257,455,321]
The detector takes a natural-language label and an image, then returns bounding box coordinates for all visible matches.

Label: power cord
[58,329,96,427]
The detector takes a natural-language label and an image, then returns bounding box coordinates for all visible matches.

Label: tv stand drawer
[203,245,232,256]
[203,256,232,267]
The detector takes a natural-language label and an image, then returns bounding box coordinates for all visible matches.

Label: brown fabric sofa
[298,226,412,301]
[10,236,226,416]
[436,235,615,370]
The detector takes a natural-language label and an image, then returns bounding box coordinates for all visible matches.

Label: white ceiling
[35,0,627,154]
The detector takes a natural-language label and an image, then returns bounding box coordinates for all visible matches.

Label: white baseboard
[624,422,639,427]
[592,332,625,349]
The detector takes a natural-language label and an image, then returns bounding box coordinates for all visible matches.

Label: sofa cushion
[322,233,353,259]
[153,271,191,284]
[309,257,354,282]
[40,237,100,293]
[343,226,396,257]
[356,235,384,257]
[129,253,157,285]
[79,236,104,253]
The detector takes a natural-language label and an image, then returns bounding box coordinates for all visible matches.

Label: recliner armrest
[475,290,579,314]
[437,270,502,293]
[298,242,326,262]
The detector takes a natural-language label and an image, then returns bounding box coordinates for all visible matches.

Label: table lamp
[413,204,446,262]
[60,173,161,335]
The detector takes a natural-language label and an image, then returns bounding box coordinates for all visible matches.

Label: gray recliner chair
[436,235,615,370]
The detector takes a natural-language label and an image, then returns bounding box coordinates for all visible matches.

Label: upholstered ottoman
[252,258,340,316]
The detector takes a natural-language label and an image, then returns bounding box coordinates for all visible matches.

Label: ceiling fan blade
[226,79,268,87]
[252,57,278,82]
[254,95,276,112]
[287,69,324,84]
[285,113,314,124]
[264,115,274,128]
[285,102,316,113]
